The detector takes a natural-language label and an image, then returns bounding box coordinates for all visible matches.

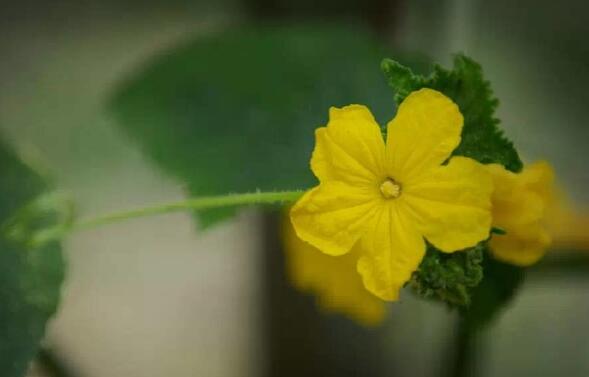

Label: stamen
[380,178,401,199]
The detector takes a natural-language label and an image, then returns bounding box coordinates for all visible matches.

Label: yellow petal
[403,156,493,252]
[487,161,556,266]
[385,88,463,183]
[357,205,426,301]
[290,181,380,256]
[283,216,386,326]
[311,105,386,184]
[490,222,551,266]
[486,164,545,227]
[519,161,555,201]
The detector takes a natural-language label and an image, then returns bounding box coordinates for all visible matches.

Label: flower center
[379,178,402,199]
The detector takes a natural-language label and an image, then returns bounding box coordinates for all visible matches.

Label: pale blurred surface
[0,4,263,376]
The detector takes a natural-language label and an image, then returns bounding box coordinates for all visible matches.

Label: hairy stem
[27,190,304,247]
[73,190,304,230]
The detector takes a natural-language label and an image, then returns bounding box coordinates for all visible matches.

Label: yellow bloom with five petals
[290,88,493,301]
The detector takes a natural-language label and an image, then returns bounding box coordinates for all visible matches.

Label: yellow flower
[283,216,386,326]
[290,88,493,301]
[487,161,555,266]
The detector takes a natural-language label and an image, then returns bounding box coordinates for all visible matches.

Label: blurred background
[0,0,588,376]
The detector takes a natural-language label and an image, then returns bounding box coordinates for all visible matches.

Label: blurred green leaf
[110,25,419,227]
[0,142,65,377]
[382,54,523,172]
[463,255,524,329]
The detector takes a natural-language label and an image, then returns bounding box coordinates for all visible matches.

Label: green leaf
[462,255,524,330]
[409,242,484,307]
[410,243,524,325]
[385,54,525,313]
[379,59,426,105]
[110,25,419,227]
[382,54,523,172]
[0,141,65,377]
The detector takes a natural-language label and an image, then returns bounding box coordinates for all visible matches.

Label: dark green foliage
[409,242,484,307]
[0,142,65,377]
[462,256,525,329]
[382,54,523,172]
[110,25,405,227]
[380,59,426,105]
[389,54,525,311]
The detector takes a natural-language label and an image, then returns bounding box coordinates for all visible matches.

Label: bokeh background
[1,0,588,376]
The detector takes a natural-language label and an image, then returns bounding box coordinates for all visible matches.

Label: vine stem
[73,190,304,230]
[29,190,304,247]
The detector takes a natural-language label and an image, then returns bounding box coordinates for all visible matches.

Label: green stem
[447,318,479,377]
[27,190,304,247]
